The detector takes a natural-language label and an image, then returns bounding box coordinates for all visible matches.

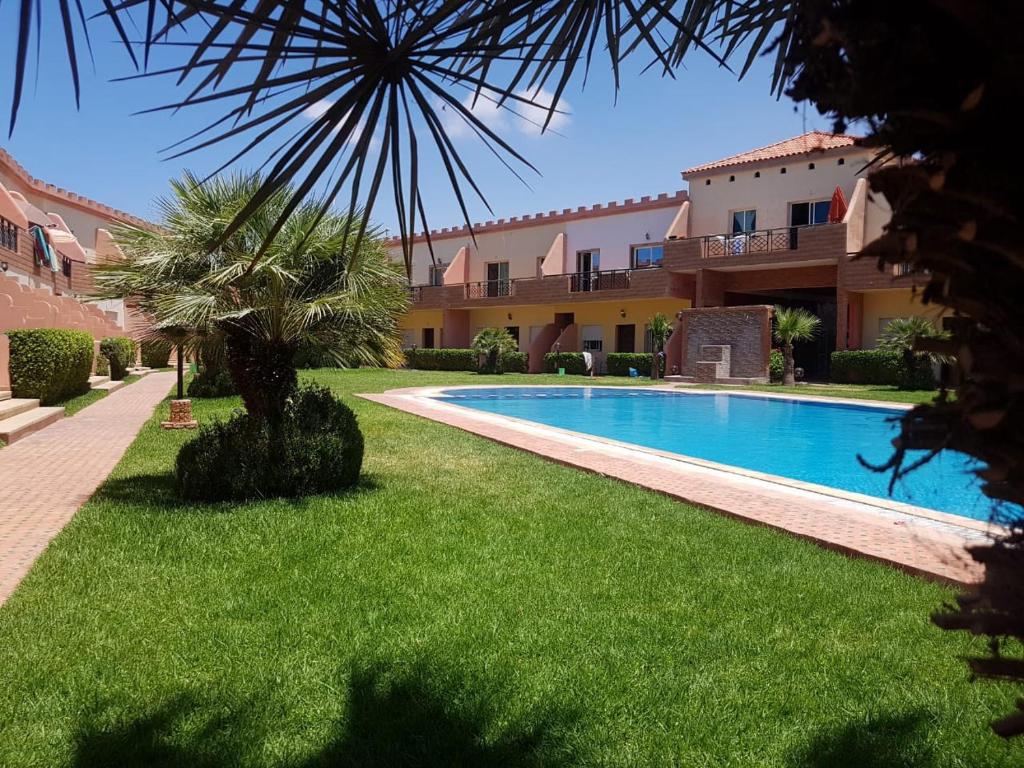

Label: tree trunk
[782,343,796,387]
[224,331,298,424]
[651,347,661,380]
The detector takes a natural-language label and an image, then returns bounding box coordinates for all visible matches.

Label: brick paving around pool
[360,386,994,586]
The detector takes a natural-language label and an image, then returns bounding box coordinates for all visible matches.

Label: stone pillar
[0,333,10,392]
[441,309,471,348]
[695,269,726,308]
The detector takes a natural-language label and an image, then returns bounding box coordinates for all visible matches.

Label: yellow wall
[400,309,445,348]
[464,297,690,352]
[861,290,946,348]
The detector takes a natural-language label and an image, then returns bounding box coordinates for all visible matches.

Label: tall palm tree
[773,307,820,386]
[647,313,673,380]
[92,171,409,423]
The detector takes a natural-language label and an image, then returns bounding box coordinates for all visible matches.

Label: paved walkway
[362,386,993,586]
[0,372,175,604]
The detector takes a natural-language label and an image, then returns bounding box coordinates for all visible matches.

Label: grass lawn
[684,382,942,406]
[0,368,1018,767]
[58,374,144,417]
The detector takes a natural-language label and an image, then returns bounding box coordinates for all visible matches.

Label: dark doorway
[505,326,520,349]
[554,312,574,329]
[422,328,435,349]
[725,287,837,381]
[616,324,636,352]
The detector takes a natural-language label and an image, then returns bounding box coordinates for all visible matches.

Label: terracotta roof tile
[682,131,861,176]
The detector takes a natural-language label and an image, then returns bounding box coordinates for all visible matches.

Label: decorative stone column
[161,399,198,429]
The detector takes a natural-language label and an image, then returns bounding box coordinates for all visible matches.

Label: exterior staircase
[0,391,63,446]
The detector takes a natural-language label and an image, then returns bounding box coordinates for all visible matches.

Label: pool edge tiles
[358,386,992,586]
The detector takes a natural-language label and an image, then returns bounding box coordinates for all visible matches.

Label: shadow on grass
[97,473,382,513]
[788,712,935,768]
[71,665,578,767]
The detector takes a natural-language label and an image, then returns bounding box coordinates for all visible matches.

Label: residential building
[391,131,935,377]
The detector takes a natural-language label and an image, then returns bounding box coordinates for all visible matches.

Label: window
[878,317,898,337]
[731,209,756,234]
[581,325,603,352]
[428,263,446,286]
[631,244,663,269]
[789,200,831,227]
[486,261,510,297]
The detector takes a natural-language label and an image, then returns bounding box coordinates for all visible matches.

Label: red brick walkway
[362,387,993,586]
[0,372,175,604]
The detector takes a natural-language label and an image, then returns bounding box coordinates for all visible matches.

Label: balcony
[663,222,846,272]
[466,279,513,299]
[0,217,18,253]
[568,268,630,292]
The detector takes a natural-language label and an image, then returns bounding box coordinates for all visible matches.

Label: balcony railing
[407,285,423,301]
[0,216,18,252]
[569,268,630,292]
[701,226,799,258]
[466,279,513,299]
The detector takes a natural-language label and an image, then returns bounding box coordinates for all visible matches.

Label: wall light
[507,312,512,320]
[0,261,7,272]
[619,309,626,319]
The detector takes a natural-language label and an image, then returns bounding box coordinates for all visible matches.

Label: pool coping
[360,385,992,586]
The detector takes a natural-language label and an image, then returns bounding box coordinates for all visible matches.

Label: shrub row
[176,385,364,501]
[141,341,172,369]
[100,336,136,381]
[7,328,94,404]
[542,352,588,375]
[830,349,936,389]
[404,347,528,373]
[606,353,654,377]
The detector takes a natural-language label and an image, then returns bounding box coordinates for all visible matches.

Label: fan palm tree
[472,327,519,374]
[648,313,673,380]
[773,307,820,386]
[878,316,950,390]
[92,170,409,423]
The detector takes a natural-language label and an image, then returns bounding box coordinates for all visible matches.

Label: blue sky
[0,9,836,234]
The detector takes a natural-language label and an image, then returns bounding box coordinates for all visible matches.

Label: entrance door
[422,328,435,349]
[486,261,509,297]
[575,250,600,291]
[616,324,636,353]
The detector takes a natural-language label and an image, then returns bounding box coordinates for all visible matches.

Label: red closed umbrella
[828,185,848,223]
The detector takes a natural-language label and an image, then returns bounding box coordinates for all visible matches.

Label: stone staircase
[0,390,63,446]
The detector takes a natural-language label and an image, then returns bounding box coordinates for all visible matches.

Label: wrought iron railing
[466,279,513,299]
[0,216,18,252]
[569,269,630,292]
[407,285,423,302]
[701,226,799,258]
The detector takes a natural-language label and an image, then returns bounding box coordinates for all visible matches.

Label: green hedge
[606,352,654,377]
[770,349,784,383]
[100,337,136,381]
[141,341,172,369]
[543,352,587,375]
[830,349,936,389]
[404,347,528,373]
[7,328,94,404]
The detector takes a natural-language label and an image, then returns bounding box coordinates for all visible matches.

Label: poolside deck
[361,386,991,586]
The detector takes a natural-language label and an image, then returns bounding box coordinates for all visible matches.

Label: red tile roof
[682,131,861,176]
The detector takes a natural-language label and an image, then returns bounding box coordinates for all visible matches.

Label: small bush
[830,349,936,389]
[770,349,784,383]
[187,368,237,398]
[95,354,109,377]
[543,352,587,375]
[404,348,477,371]
[607,352,654,377]
[176,385,364,501]
[141,341,172,368]
[100,336,136,381]
[7,328,94,404]
[501,351,528,373]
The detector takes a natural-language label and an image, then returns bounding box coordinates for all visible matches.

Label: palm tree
[92,171,409,424]
[773,307,820,386]
[647,313,673,380]
[472,327,519,374]
[878,316,949,390]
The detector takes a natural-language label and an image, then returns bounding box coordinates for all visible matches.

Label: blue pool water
[436,387,1003,522]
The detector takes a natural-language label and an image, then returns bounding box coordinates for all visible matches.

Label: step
[88,375,110,387]
[129,367,154,377]
[0,390,11,402]
[92,380,125,393]
[0,407,64,445]
[0,398,40,421]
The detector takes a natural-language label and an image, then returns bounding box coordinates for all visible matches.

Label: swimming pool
[436,387,1002,522]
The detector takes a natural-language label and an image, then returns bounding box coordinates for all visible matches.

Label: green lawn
[0,368,1017,767]
[684,382,941,405]
[58,374,144,417]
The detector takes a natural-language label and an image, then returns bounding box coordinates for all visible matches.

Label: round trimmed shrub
[175,385,364,501]
[141,341,172,368]
[100,336,136,381]
[769,349,784,383]
[7,328,93,404]
[187,368,237,398]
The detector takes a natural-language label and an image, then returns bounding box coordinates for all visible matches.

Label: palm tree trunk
[224,331,298,423]
[783,343,796,387]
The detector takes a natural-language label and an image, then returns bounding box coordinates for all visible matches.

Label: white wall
[686,148,876,237]
[563,208,677,272]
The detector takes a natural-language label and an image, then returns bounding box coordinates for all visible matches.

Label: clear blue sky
[0,9,834,234]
